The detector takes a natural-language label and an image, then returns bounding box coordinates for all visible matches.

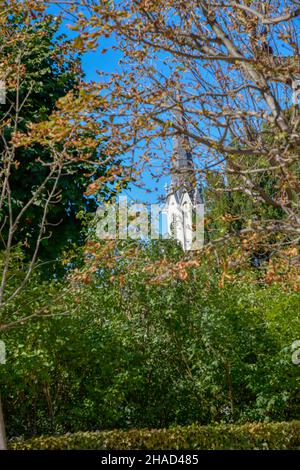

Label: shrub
[1,241,300,437]
[9,421,300,450]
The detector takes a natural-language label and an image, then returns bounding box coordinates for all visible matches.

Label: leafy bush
[9,421,300,450]
[1,241,300,438]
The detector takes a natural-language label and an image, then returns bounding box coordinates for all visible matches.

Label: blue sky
[82,47,170,206]
[52,11,170,207]
[49,8,170,237]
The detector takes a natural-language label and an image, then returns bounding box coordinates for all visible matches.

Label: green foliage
[9,421,300,450]
[1,241,299,438]
[0,15,117,276]
[205,166,285,263]
[1,3,299,449]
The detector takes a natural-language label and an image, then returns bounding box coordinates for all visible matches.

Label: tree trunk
[0,394,7,450]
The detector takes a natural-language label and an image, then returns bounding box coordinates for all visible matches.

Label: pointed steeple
[165,88,204,251]
[170,90,199,202]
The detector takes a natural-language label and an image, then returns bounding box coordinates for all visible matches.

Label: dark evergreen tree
[0,16,117,276]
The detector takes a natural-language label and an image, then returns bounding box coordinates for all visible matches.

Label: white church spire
[165,91,204,251]
[170,90,195,199]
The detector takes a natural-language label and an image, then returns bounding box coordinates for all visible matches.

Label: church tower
[165,93,203,251]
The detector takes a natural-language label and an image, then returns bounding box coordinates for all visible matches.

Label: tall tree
[0,2,122,448]
[0,13,119,276]
[63,0,300,263]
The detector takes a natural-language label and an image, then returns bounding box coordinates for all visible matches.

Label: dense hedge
[3,274,300,438]
[9,421,300,450]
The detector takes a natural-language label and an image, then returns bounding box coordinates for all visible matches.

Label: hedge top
[9,421,300,450]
